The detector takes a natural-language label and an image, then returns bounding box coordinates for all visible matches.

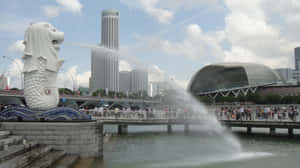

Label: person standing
[240,106,244,120]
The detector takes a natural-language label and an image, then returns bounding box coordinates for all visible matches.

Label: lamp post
[2,56,23,89]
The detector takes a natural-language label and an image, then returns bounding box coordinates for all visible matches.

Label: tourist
[240,106,244,120]
[274,107,278,121]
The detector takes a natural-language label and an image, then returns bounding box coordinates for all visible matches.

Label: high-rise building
[0,74,8,90]
[130,69,148,93]
[90,47,119,92]
[101,9,119,50]
[295,47,300,70]
[90,9,120,92]
[119,71,131,92]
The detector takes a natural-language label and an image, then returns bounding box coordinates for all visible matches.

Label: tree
[246,93,263,104]
[264,94,281,104]
[92,89,105,97]
[59,88,73,95]
[281,96,296,104]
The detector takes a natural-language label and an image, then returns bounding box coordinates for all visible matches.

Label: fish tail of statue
[24,57,59,110]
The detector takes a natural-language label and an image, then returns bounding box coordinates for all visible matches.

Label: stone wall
[0,121,103,158]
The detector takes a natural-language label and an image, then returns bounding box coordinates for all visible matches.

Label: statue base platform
[0,121,103,158]
[0,106,91,121]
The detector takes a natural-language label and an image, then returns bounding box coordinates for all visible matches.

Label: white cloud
[43,0,82,18]
[140,24,224,64]
[160,0,222,11]
[121,0,173,24]
[121,0,223,24]
[43,6,60,18]
[130,0,300,69]
[8,40,25,55]
[56,0,82,14]
[119,59,132,71]
[58,66,90,90]
[148,64,166,82]
[6,58,23,89]
[222,0,300,68]
[6,61,90,90]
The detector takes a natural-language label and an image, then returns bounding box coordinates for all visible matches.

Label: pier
[220,120,300,137]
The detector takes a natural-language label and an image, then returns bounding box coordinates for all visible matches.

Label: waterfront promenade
[86,104,300,136]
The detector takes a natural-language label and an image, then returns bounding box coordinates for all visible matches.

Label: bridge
[196,82,277,99]
[87,107,300,137]
[220,120,300,137]
[0,90,161,105]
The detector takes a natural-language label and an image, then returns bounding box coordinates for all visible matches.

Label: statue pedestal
[0,121,103,158]
[0,106,91,121]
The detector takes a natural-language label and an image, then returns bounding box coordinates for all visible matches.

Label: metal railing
[83,109,208,121]
[210,104,300,122]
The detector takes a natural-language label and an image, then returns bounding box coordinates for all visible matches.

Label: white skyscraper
[90,47,119,91]
[130,69,148,93]
[119,71,131,92]
[101,9,119,50]
[90,9,120,92]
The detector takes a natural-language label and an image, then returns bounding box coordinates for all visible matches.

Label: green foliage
[246,93,263,104]
[91,89,149,99]
[264,94,281,104]
[237,95,246,102]
[197,96,214,104]
[92,89,105,97]
[59,88,73,95]
[281,96,296,104]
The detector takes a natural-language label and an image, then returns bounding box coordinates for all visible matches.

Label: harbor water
[75,125,300,168]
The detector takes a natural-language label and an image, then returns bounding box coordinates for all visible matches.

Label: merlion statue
[23,22,64,110]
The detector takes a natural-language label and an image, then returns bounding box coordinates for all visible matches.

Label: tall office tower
[295,47,300,70]
[101,9,119,50]
[90,47,119,92]
[0,74,8,90]
[130,69,148,93]
[90,9,120,92]
[119,71,131,92]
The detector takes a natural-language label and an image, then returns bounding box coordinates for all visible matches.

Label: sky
[1,0,300,89]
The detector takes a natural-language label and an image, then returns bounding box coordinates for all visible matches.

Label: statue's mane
[23,23,63,73]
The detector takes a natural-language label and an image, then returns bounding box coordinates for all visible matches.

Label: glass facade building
[189,63,281,94]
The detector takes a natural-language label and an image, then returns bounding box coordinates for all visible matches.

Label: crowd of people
[81,106,162,119]
[214,105,300,121]
[81,106,195,120]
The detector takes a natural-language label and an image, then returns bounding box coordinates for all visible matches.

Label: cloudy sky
[1,0,300,89]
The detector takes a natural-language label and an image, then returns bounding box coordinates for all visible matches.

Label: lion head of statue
[23,22,64,73]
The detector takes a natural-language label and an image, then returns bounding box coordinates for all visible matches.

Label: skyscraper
[90,47,119,91]
[130,69,148,93]
[295,47,300,70]
[90,9,120,92]
[101,9,119,50]
[119,71,131,92]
